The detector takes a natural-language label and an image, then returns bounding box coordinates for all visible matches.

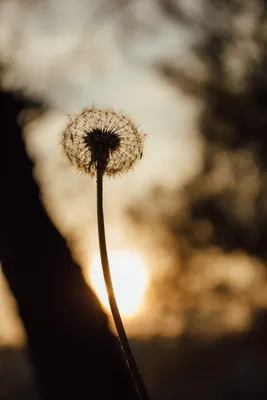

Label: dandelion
[60,107,149,400]
[61,108,144,177]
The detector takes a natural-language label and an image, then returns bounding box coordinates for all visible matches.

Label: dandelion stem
[96,168,151,400]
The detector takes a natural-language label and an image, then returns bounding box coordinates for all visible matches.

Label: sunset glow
[89,251,149,317]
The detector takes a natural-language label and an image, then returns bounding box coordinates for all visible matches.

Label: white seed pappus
[60,108,145,177]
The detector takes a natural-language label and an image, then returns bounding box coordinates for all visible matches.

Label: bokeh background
[1,0,267,399]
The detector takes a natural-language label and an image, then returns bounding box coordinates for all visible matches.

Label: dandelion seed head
[60,107,145,177]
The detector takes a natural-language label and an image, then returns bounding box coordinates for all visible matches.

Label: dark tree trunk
[0,90,135,399]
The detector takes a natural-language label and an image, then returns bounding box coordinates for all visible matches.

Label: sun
[89,250,149,318]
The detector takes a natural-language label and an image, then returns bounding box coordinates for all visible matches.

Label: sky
[1,0,267,346]
[0,0,204,345]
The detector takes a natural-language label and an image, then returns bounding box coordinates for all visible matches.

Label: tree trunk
[0,90,135,399]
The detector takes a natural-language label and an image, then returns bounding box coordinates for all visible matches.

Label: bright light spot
[90,251,149,317]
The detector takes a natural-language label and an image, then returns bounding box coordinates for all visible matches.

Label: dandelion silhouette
[60,107,149,400]
[61,108,144,177]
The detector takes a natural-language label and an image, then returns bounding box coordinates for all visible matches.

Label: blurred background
[1,0,267,399]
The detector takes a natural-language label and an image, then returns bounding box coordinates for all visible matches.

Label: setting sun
[89,251,149,317]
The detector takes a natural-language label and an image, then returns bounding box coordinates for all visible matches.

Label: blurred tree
[128,0,267,265]
[160,0,267,258]
[127,2,267,397]
[0,90,135,399]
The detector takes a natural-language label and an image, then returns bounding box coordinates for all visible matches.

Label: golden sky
[1,0,267,346]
